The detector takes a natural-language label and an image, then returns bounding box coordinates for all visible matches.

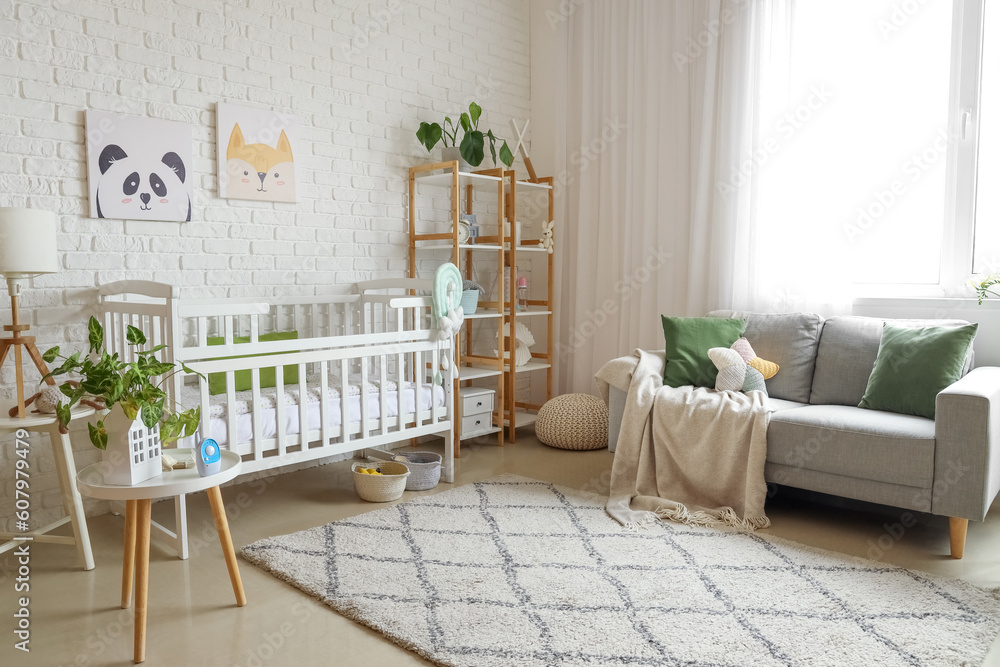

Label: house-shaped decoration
[103,418,163,486]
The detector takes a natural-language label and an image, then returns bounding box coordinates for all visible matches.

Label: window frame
[849,0,984,298]
[945,0,984,292]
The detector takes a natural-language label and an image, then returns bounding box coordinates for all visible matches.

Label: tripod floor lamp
[0,207,59,418]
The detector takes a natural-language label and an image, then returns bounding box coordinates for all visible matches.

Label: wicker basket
[460,289,479,315]
[352,461,410,502]
[395,452,442,491]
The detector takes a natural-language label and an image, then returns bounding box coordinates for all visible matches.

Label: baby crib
[97,280,455,557]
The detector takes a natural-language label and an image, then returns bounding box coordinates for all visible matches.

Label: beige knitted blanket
[596,349,771,530]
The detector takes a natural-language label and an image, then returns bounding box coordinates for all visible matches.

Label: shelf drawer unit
[460,387,496,438]
[461,387,494,416]
[462,412,493,434]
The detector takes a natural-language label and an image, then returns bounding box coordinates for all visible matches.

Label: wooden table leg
[48,425,95,570]
[122,499,137,609]
[206,486,247,607]
[134,499,151,664]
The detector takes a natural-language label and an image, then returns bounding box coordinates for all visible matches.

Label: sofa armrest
[608,386,626,452]
[933,367,1000,521]
[598,351,665,453]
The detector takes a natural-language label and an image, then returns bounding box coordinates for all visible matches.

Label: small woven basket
[352,461,410,502]
[396,452,442,491]
[460,289,479,315]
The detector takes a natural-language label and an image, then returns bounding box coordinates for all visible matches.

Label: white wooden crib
[97,280,455,557]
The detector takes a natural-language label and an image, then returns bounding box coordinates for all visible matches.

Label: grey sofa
[606,311,1000,559]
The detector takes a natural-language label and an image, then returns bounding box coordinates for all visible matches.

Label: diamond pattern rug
[241,474,1000,666]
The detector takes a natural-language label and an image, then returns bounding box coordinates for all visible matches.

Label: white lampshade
[0,207,58,276]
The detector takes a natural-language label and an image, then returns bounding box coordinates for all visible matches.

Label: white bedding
[180,373,447,448]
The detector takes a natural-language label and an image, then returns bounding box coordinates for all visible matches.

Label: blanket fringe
[653,504,770,532]
[622,513,661,532]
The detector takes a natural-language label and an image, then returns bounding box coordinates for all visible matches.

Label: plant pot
[100,409,163,486]
[460,289,480,315]
[441,146,472,172]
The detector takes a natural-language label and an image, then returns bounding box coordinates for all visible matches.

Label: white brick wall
[0,0,531,526]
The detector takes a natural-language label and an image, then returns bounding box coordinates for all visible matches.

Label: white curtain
[554,1,786,394]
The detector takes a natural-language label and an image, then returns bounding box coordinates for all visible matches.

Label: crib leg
[443,429,455,484]
[174,494,188,559]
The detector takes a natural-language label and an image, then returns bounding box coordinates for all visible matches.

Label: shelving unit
[408,160,554,447]
[501,172,554,443]
[408,161,506,453]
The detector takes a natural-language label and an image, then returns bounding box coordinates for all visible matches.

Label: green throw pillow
[858,323,978,419]
[206,331,299,395]
[661,316,746,388]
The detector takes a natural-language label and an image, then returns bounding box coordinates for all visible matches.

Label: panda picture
[86,111,195,222]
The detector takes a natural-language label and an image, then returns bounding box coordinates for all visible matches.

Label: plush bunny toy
[540,220,555,254]
[10,381,106,431]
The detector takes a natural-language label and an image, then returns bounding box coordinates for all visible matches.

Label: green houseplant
[971,273,1000,305]
[42,316,202,450]
[416,102,515,169]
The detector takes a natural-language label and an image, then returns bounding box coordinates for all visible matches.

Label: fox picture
[223,123,297,202]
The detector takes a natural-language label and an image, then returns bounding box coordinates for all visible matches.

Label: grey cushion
[809,317,974,406]
[767,405,936,488]
[709,311,824,403]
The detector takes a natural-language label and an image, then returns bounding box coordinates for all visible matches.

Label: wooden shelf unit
[407,161,555,447]
[408,161,506,453]
[501,171,555,443]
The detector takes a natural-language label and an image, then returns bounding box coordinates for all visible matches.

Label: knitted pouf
[535,393,609,450]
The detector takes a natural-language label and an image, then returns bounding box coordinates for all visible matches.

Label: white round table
[0,405,96,570]
[77,448,246,664]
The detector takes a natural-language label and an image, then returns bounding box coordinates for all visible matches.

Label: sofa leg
[949,517,969,559]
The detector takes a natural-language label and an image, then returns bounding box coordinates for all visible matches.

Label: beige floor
[4,431,1000,667]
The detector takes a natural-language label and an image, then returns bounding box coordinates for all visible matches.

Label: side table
[77,448,246,664]
[0,406,96,570]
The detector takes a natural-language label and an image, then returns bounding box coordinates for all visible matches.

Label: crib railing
[180,337,450,471]
[171,293,450,474]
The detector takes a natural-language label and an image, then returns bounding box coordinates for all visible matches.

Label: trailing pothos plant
[416,102,515,168]
[41,316,202,450]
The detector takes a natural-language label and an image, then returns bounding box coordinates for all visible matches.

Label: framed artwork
[85,110,194,222]
[217,103,299,203]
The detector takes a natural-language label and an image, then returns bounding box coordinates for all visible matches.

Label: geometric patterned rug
[241,474,1000,667]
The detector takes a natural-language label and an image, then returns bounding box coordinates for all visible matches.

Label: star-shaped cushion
[707,337,779,395]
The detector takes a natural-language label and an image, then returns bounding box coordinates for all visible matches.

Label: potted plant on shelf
[416,102,515,171]
[42,316,202,485]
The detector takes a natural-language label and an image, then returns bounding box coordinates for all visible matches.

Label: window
[974,0,1000,272]
[753,0,991,297]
